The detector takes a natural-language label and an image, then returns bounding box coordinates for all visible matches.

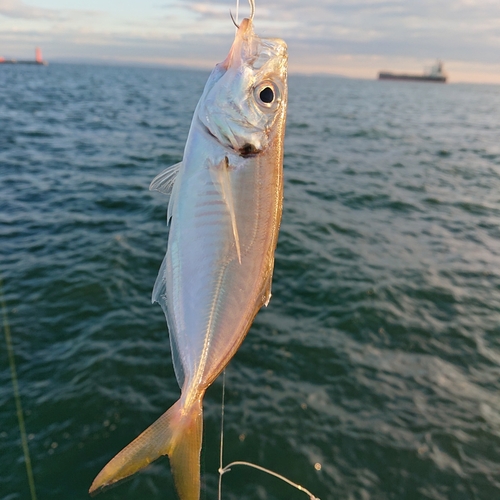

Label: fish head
[198,18,288,158]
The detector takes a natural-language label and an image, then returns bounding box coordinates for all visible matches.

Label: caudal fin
[89,397,203,500]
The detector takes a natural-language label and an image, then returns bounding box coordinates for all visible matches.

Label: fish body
[90,13,287,500]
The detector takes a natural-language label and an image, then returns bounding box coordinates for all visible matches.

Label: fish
[89,1,288,499]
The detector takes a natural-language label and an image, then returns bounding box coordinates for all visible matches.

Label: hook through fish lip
[220,17,254,70]
[230,0,255,27]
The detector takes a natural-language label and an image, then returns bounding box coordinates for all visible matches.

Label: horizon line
[4,56,499,86]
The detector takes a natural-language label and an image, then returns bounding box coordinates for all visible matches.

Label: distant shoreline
[2,59,499,85]
[0,60,48,66]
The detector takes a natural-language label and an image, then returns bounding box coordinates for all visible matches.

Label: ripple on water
[1,67,500,500]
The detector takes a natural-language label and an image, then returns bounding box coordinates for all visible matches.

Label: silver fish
[89,2,287,499]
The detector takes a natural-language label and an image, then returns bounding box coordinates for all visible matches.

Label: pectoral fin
[150,161,182,195]
[209,157,242,264]
[150,162,182,224]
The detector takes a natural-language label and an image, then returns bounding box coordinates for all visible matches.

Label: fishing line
[217,369,226,499]
[218,0,317,496]
[0,274,38,500]
[217,368,320,500]
[220,461,320,500]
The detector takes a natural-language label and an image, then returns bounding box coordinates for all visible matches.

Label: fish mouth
[220,18,254,70]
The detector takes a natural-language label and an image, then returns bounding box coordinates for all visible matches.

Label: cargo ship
[378,61,446,83]
[0,47,48,66]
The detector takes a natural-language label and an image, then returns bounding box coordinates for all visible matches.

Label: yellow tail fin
[89,397,203,500]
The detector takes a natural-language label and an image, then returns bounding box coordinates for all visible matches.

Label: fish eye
[260,86,274,104]
[254,81,280,109]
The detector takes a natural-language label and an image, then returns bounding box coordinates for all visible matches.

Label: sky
[0,0,499,83]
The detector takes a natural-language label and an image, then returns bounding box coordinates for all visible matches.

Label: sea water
[1,64,500,500]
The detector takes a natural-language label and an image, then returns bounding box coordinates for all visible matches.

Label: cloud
[0,0,60,19]
[188,2,231,18]
[1,0,499,82]
[161,0,500,56]
[245,0,500,66]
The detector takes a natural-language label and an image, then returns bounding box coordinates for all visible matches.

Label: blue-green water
[1,63,500,500]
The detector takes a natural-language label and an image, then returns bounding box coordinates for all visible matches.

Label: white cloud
[0,0,60,19]
[188,2,230,17]
[1,0,500,82]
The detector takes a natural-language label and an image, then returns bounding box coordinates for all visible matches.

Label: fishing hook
[249,0,255,20]
[230,0,255,29]
[230,10,240,29]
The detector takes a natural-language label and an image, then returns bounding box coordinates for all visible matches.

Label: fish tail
[89,397,203,500]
